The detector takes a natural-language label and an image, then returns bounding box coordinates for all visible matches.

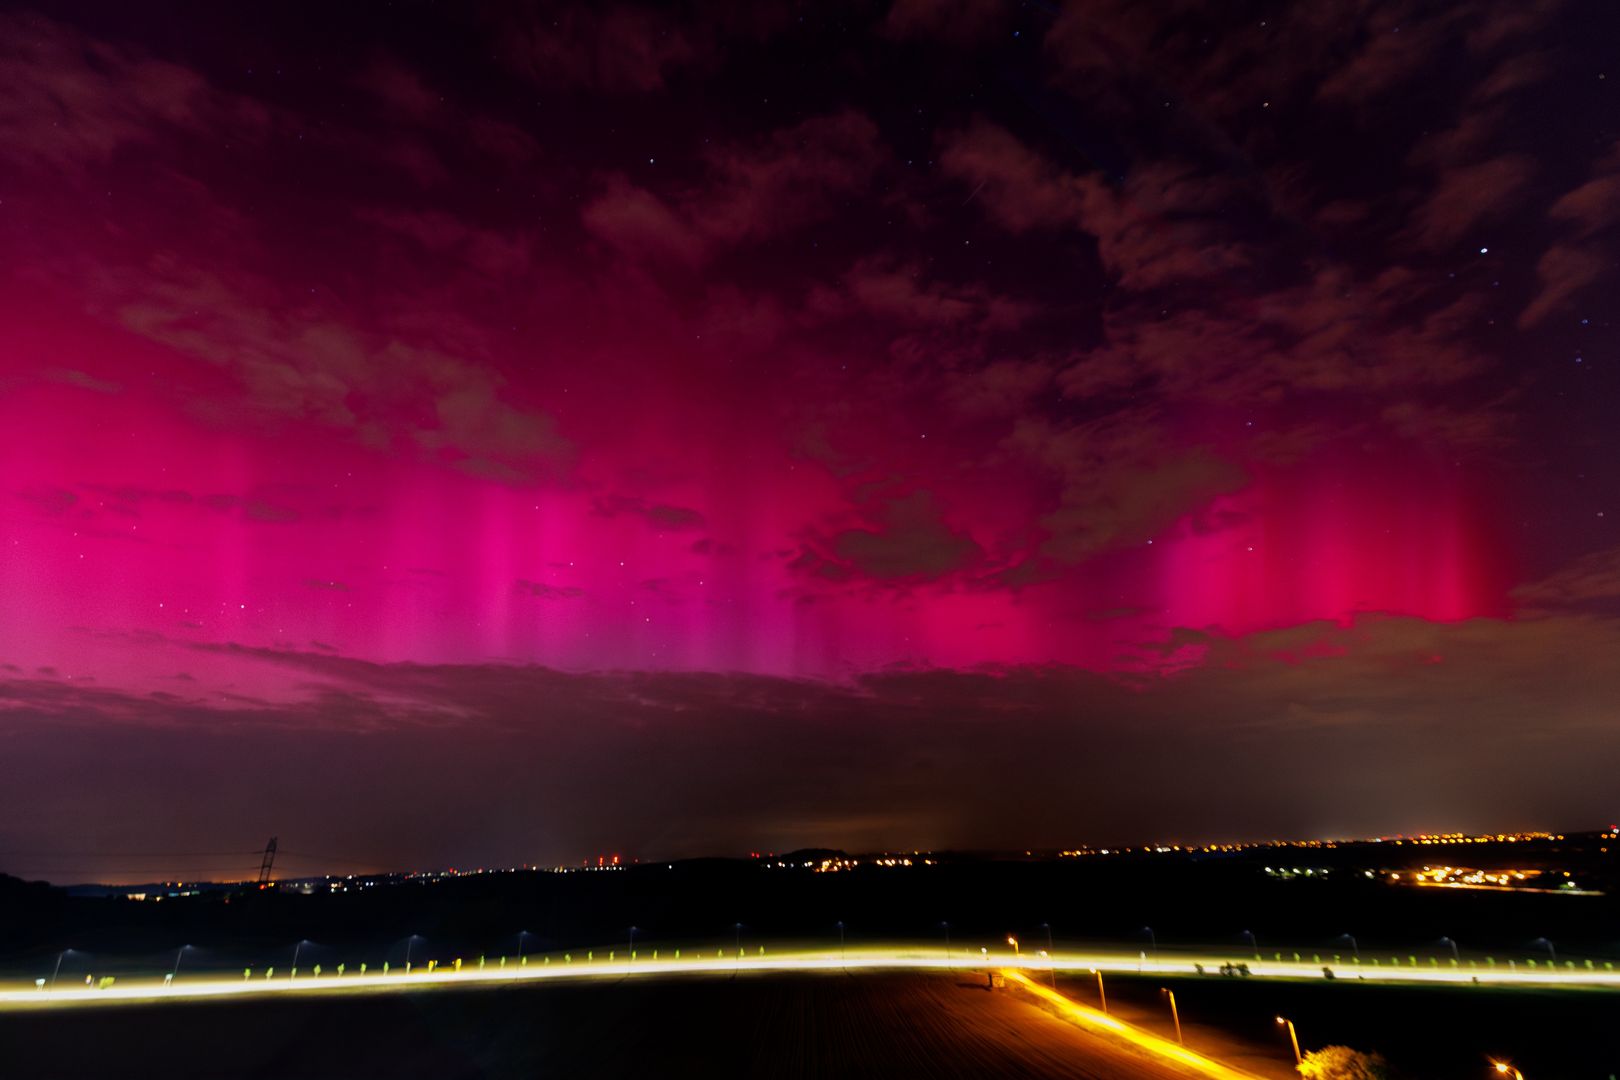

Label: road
[0,970,1248,1079]
[7,946,1610,1077]
[6,945,1617,1010]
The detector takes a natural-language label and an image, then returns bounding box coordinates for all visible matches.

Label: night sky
[3,1,1618,882]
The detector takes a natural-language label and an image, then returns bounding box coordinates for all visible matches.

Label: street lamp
[404,934,422,972]
[1531,938,1556,965]
[628,926,638,965]
[1142,926,1157,963]
[1339,933,1360,964]
[1276,1016,1301,1066]
[1006,935,1020,958]
[1090,968,1108,1014]
[518,930,532,966]
[292,939,309,978]
[1492,1060,1524,1080]
[170,944,191,983]
[1160,988,1182,1044]
[1040,923,1057,989]
[51,949,73,990]
[1242,929,1259,961]
[1440,936,1460,963]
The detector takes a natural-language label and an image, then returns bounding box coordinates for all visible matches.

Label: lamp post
[292,939,308,978]
[1440,936,1460,963]
[1492,1061,1524,1080]
[170,945,190,983]
[405,934,421,972]
[518,930,532,966]
[1040,923,1057,989]
[1532,938,1556,965]
[1161,988,1182,1044]
[1006,935,1020,958]
[1143,926,1157,963]
[628,926,638,966]
[1242,929,1259,962]
[51,949,72,990]
[1276,1016,1301,1066]
[1090,968,1108,1014]
[1339,933,1360,964]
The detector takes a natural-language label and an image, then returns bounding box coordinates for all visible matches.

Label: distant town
[72,825,1618,902]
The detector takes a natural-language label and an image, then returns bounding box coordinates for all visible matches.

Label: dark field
[0,972,1232,1080]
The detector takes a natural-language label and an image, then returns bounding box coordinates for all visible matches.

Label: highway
[4,945,1616,1010]
[4,944,1612,1079]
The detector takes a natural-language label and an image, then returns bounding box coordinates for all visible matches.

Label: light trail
[1406,880,1605,896]
[3,947,1617,1011]
[1003,969,1261,1080]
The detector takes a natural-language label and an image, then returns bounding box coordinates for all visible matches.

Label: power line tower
[257,837,278,887]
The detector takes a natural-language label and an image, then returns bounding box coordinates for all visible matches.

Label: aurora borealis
[2,1,1617,881]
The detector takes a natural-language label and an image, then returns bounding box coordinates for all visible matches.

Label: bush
[1297,1046,1392,1080]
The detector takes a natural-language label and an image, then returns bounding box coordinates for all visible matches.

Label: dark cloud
[1519,245,1609,330]
[690,537,736,558]
[939,121,1252,291]
[109,261,574,483]
[809,259,1033,332]
[358,208,535,278]
[592,495,708,532]
[494,4,713,92]
[5,617,1620,873]
[583,111,886,265]
[1512,544,1620,612]
[802,489,985,583]
[1520,143,1620,327]
[1042,0,1562,122]
[1006,412,1246,563]
[882,0,1012,44]
[17,487,78,515]
[0,9,270,177]
[515,579,585,601]
[1404,154,1536,252]
[1066,268,1492,403]
[243,498,300,524]
[44,368,122,394]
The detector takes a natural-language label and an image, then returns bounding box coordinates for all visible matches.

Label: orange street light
[1005,970,1252,1080]
[1090,967,1108,1014]
[1007,935,1020,957]
[1276,1016,1301,1065]
[1492,1061,1524,1080]
[1161,987,1182,1044]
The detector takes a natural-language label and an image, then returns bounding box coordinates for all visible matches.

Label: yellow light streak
[1003,969,1260,1079]
[4,946,1617,1012]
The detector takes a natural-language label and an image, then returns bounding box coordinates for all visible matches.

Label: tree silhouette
[1297,1046,1392,1080]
